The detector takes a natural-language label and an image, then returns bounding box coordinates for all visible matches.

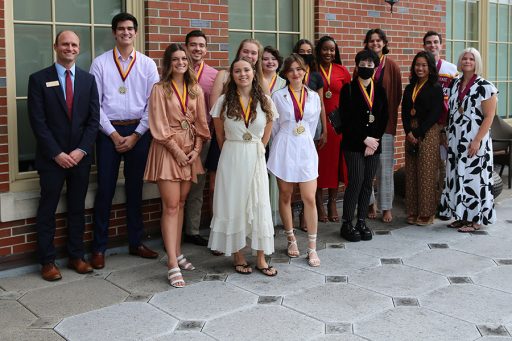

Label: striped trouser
[342,151,380,222]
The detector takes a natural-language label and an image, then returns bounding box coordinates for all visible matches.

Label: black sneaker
[340,221,361,242]
[355,220,373,241]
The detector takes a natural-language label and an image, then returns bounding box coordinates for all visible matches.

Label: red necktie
[65,69,73,120]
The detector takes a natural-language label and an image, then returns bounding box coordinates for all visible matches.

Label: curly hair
[315,36,342,65]
[363,28,390,55]
[220,57,274,124]
[263,45,283,72]
[159,43,199,99]
[409,51,439,85]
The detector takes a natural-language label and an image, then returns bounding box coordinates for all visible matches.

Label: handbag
[327,84,350,135]
[328,109,342,135]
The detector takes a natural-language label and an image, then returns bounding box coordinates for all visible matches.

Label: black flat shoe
[340,221,361,242]
[183,234,208,246]
[355,220,373,241]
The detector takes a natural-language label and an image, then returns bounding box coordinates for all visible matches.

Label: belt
[110,119,140,126]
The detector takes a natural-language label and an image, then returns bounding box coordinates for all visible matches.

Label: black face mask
[298,53,314,66]
[358,67,374,80]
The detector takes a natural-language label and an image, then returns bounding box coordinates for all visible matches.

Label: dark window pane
[279,0,299,32]
[14,0,51,21]
[254,0,276,31]
[228,0,251,30]
[55,0,91,23]
[94,0,122,25]
[14,24,53,97]
[94,27,114,58]
[17,99,37,172]
[254,33,276,51]
[278,34,298,57]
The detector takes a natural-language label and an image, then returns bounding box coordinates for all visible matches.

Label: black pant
[36,164,91,264]
[342,151,380,222]
[92,124,151,253]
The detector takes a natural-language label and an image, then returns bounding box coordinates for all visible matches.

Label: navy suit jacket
[28,64,100,171]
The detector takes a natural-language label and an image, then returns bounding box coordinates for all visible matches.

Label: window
[446,0,512,118]
[445,0,480,63]
[9,0,124,179]
[227,0,307,61]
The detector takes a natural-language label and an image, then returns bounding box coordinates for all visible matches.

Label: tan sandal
[406,214,417,225]
[458,222,481,233]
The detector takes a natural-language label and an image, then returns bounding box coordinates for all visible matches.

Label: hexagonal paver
[106,261,205,294]
[474,266,512,294]
[20,277,128,318]
[0,300,36,329]
[349,265,448,297]
[149,281,257,320]
[421,284,512,324]
[55,302,178,341]
[226,263,324,296]
[1,328,65,341]
[355,307,480,341]
[202,305,324,340]
[290,248,380,275]
[148,331,215,340]
[284,283,393,323]
[391,224,472,244]
[404,249,496,276]
[451,236,512,259]
[344,235,428,258]
[0,268,85,293]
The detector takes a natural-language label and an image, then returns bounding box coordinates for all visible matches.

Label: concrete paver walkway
[1,189,512,341]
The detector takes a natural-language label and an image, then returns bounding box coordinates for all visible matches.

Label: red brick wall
[145,0,229,68]
[315,0,446,169]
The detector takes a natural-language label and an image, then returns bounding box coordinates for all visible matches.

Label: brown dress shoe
[41,263,62,281]
[90,252,105,269]
[129,244,158,259]
[67,258,93,274]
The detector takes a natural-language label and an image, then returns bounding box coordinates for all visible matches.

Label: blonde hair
[457,47,483,75]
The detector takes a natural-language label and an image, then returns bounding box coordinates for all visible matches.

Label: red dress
[318,63,351,188]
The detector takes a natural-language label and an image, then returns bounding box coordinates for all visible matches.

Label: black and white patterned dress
[440,76,498,225]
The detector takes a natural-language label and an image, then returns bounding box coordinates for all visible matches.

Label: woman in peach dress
[144,44,210,287]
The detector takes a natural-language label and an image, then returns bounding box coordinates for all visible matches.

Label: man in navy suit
[28,30,100,281]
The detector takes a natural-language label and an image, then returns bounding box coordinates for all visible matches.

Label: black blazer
[402,81,443,139]
[337,80,388,153]
[28,65,100,171]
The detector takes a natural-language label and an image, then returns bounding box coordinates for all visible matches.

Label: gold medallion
[294,125,306,135]
[325,90,332,99]
[118,86,127,94]
[369,114,375,123]
[410,108,416,116]
[181,120,189,129]
[243,132,252,141]
[458,106,463,113]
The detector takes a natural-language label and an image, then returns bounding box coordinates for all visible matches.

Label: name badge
[46,81,60,87]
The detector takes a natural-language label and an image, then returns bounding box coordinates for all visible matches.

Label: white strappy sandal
[306,233,320,267]
[168,267,185,288]
[177,254,195,270]
[284,229,299,258]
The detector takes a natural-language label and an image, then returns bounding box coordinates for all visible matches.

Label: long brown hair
[220,57,273,124]
[159,43,198,98]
